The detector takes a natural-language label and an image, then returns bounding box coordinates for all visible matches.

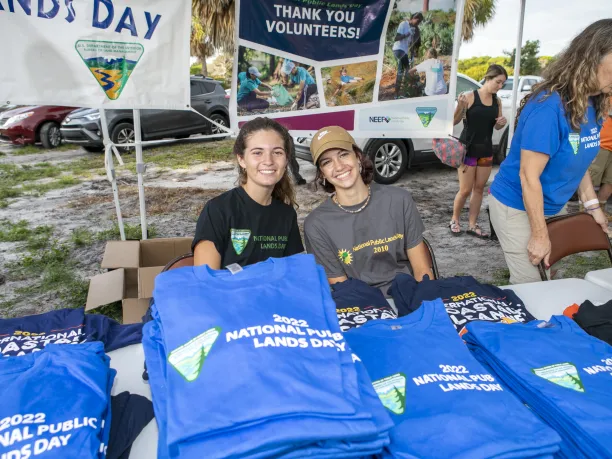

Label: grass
[0,220,53,243]
[554,252,611,279]
[96,222,158,241]
[71,227,95,246]
[9,143,81,156]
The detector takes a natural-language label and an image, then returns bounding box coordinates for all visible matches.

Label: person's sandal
[449,220,462,236]
[466,224,489,239]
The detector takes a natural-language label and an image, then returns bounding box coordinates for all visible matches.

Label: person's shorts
[464,156,493,167]
[589,147,612,186]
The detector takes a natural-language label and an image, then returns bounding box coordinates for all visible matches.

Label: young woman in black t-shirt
[192,118,304,268]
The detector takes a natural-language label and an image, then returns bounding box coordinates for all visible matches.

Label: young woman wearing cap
[304,126,433,296]
[193,117,304,268]
[237,67,272,111]
[489,19,612,284]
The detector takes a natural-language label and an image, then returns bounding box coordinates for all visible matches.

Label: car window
[190,81,204,97]
[202,82,217,94]
[456,77,480,97]
[501,78,514,91]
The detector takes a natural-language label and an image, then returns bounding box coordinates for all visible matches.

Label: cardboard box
[86,238,192,323]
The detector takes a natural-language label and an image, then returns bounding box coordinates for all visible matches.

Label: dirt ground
[0,140,596,319]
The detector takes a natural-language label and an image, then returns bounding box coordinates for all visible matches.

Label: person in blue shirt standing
[489,19,612,284]
[237,66,272,111]
[285,61,318,110]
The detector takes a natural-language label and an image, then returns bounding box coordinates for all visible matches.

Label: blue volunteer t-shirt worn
[0,342,115,459]
[237,79,258,102]
[0,308,142,357]
[344,299,561,459]
[491,91,601,215]
[465,316,612,458]
[291,67,315,86]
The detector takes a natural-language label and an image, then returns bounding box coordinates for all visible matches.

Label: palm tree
[190,15,214,76]
[191,0,234,51]
[462,0,496,42]
[423,0,430,12]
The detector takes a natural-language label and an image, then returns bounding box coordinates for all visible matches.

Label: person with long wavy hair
[489,19,612,284]
[192,117,303,268]
[304,126,432,296]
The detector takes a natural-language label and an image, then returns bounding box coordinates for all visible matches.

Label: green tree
[504,40,542,75]
[393,386,406,413]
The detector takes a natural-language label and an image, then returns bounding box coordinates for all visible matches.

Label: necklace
[333,186,371,214]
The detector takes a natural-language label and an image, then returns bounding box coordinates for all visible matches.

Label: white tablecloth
[585,268,612,293]
[107,344,157,459]
[500,278,612,320]
[108,277,612,459]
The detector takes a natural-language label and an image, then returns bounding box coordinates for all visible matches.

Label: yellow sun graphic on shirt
[338,249,353,265]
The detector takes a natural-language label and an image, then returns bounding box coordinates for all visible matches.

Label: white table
[500,278,612,320]
[107,344,158,459]
[108,278,612,459]
[585,268,612,293]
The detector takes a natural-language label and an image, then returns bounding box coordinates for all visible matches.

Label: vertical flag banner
[0,0,191,109]
[232,0,463,138]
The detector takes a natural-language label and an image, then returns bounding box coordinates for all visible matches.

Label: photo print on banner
[237,47,321,116]
[322,62,377,107]
[378,0,456,102]
[232,0,462,138]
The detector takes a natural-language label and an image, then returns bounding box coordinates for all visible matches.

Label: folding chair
[538,212,612,281]
[423,237,440,280]
[162,253,194,272]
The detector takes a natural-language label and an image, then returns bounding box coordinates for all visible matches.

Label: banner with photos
[231,0,463,138]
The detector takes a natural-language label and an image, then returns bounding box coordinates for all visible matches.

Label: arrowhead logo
[231,229,251,255]
[373,373,407,415]
[75,40,144,100]
[569,133,580,155]
[416,107,438,128]
[168,327,221,382]
[532,362,585,392]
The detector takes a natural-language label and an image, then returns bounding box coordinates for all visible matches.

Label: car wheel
[366,139,408,184]
[40,122,62,149]
[493,129,509,165]
[209,114,229,137]
[111,122,135,153]
[83,146,104,153]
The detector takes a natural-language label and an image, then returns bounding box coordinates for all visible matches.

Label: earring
[323,178,326,186]
[359,164,363,173]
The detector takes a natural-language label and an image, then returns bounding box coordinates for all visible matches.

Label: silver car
[295,73,512,184]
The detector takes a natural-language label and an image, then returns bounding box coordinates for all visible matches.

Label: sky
[459,0,610,58]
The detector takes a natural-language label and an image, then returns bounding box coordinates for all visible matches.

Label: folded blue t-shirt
[0,342,115,458]
[465,315,612,457]
[344,299,561,458]
[0,308,142,357]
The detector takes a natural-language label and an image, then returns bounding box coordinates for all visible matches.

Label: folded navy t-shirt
[331,278,397,331]
[0,308,143,357]
[390,274,535,335]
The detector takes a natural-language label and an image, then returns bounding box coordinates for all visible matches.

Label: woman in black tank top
[449,64,508,238]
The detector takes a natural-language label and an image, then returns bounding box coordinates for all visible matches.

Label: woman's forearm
[521,173,547,238]
[577,171,598,204]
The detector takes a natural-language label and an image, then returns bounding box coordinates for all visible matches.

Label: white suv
[295,73,511,184]
[495,75,542,102]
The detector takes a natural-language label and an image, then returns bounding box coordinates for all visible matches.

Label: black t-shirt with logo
[331,278,397,332]
[390,274,535,336]
[192,187,304,268]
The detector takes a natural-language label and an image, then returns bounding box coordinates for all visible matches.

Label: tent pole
[100,109,126,241]
[508,0,527,151]
[133,109,148,240]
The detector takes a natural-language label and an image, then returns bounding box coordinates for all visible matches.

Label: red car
[0,105,77,149]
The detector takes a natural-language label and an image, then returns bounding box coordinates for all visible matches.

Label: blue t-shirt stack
[143,254,393,458]
[465,316,612,459]
[0,342,115,458]
[344,299,562,458]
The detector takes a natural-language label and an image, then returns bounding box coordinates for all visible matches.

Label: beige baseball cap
[310,126,357,165]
